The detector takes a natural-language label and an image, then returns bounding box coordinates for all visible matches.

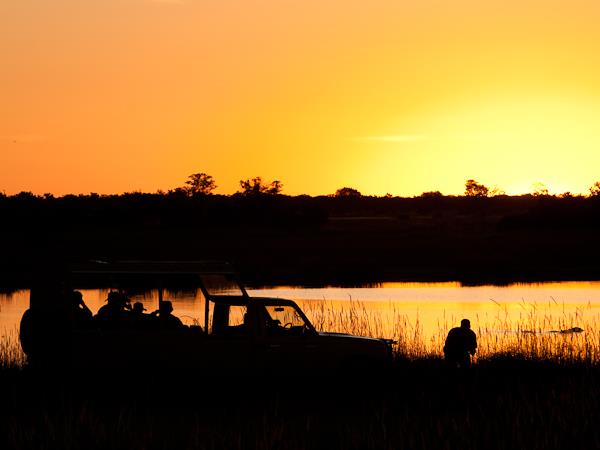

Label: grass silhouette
[2,302,600,449]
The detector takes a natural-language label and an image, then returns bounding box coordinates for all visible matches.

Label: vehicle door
[202,302,254,372]
[255,304,320,373]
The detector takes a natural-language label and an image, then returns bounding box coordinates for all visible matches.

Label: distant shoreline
[2,194,600,290]
[2,267,600,292]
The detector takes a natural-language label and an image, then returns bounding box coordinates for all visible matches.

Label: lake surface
[3,282,600,350]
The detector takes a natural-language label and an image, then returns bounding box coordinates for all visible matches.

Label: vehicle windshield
[199,274,245,296]
[264,305,309,331]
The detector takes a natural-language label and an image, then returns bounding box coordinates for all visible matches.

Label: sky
[2,0,600,196]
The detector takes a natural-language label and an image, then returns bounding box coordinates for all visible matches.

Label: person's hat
[107,291,129,304]
[107,291,121,302]
[159,300,173,313]
[132,302,147,312]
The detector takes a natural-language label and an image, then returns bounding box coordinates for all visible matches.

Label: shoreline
[3,265,600,291]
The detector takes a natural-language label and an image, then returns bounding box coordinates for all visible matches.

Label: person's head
[159,300,174,314]
[461,318,471,329]
[107,291,121,304]
[107,291,130,307]
[132,302,146,314]
[70,290,84,306]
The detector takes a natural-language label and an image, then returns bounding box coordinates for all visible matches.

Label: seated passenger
[150,300,184,330]
[131,301,146,315]
[69,290,93,329]
[95,291,131,329]
[129,301,151,329]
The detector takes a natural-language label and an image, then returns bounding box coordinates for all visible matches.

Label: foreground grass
[0,327,26,370]
[1,360,599,450]
[2,302,600,449]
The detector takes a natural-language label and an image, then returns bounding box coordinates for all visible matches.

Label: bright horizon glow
[3,0,600,197]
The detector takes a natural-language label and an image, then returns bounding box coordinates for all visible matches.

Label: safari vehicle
[20,261,393,373]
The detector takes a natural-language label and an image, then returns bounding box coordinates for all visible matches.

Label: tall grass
[2,298,600,368]
[300,298,600,365]
[2,302,600,450]
[0,326,26,369]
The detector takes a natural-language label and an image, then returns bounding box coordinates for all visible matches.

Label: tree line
[3,171,600,200]
[145,172,600,199]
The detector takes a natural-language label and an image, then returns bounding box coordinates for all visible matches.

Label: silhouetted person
[20,283,71,366]
[151,300,184,330]
[129,301,150,329]
[69,290,93,329]
[95,291,131,329]
[444,319,477,368]
[131,301,146,316]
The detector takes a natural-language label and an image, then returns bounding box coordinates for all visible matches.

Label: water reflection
[2,282,600,353]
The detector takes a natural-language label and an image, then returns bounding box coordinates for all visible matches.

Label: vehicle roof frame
[65,260,250,331]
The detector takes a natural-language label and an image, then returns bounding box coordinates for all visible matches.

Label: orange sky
[3,0,600,196]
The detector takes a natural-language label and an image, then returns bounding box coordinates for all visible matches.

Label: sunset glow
[3,0,600,196]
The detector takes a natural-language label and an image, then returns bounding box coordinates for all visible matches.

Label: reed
[0,327,26,369]
[2,298,600,368]
[300,298,600,365]
[1,305,600,450]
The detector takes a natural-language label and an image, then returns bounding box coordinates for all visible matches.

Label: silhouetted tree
[589,181,600,197]
[531,182,549,197]
[238,177,283,196]
[269,180,283,195]
[185,173,217,196]
[488,186,506,197]
[15,191,36,200]
[334,187,362,198]
[464,180,489,197]
[168,187,188,197]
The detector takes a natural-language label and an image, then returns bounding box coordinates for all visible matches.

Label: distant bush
[465,179,489,197]
[334,187,362,198]
[238,177,283,196]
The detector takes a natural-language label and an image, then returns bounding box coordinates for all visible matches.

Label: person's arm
[80,302,93,318]
[469,331,477,355]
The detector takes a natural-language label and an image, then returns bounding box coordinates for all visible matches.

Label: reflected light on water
[3,281,600,362]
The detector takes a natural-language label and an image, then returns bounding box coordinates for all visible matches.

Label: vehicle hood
[318,331,387,343]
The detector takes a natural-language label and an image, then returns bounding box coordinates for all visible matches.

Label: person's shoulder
[78,308,93,318]
[461,328,477,339]
[166,314,183,324]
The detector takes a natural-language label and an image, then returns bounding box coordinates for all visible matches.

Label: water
[3,281,600,342]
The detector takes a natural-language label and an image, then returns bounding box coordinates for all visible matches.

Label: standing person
[443,319,477,368]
